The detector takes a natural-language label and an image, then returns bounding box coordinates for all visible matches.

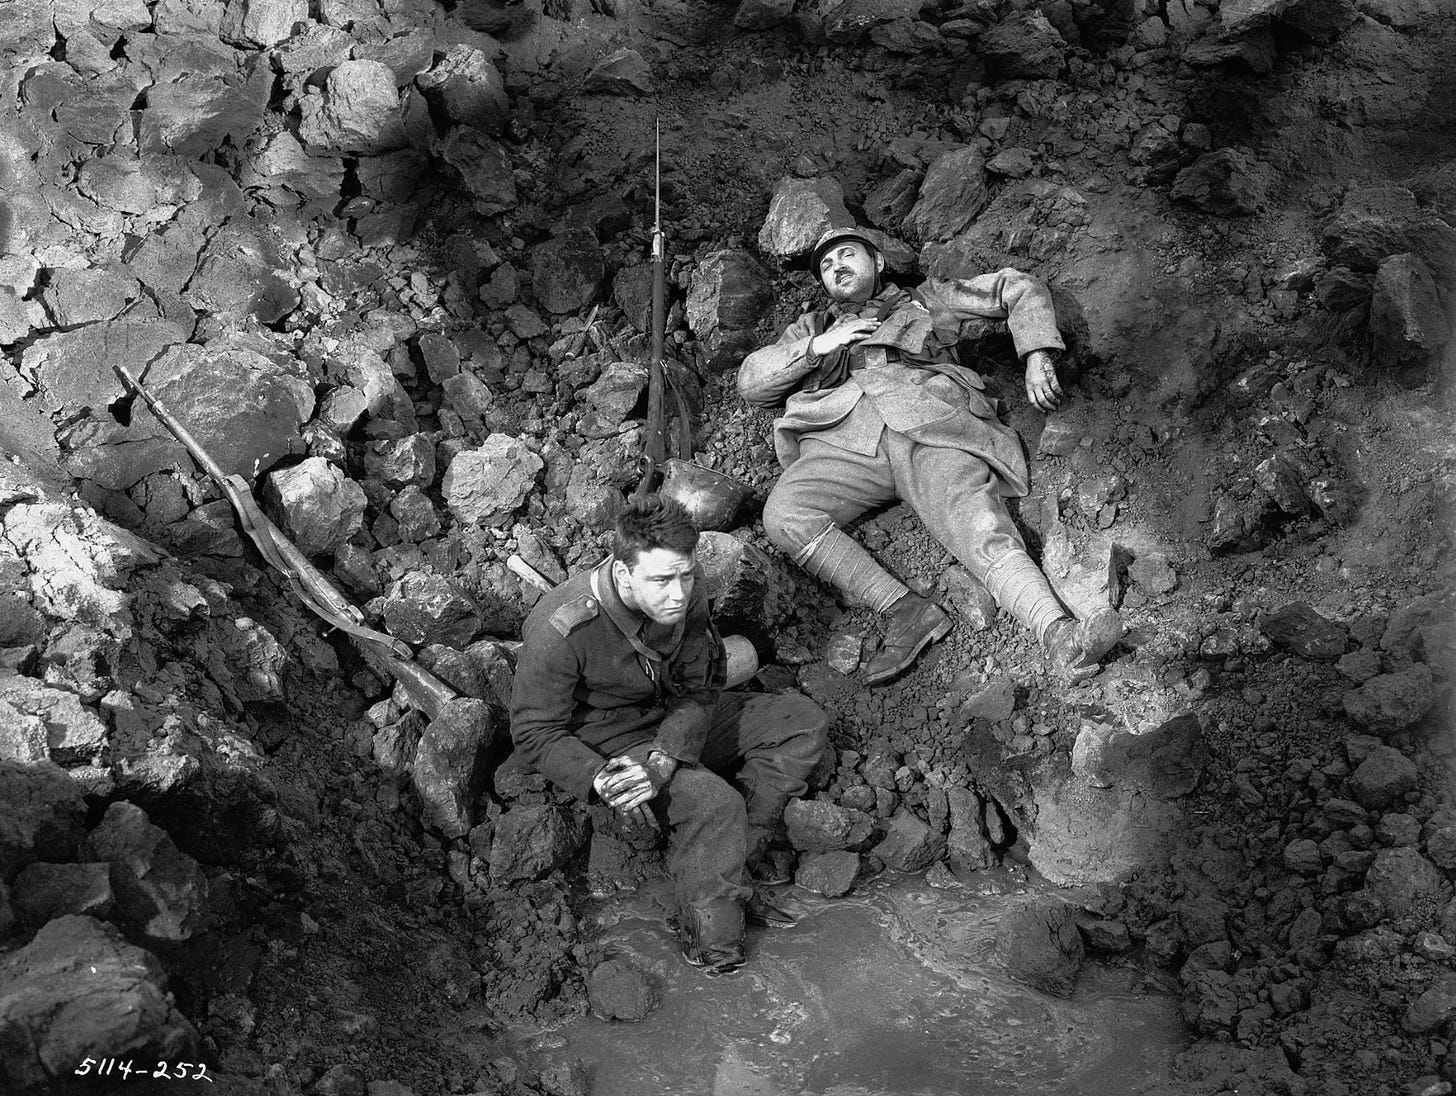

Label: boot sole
[684,953,745,976]
[862,615,954,686]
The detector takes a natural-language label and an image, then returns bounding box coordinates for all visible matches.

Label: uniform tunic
[738,269,1065,486]
[738,269,1066,584]
[509,556,724,804]
[509,556,827,909]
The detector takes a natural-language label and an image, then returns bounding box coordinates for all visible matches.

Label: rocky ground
[1,0,1454,1093]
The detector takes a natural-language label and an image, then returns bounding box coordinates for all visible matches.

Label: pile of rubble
[1,0,1453,1091]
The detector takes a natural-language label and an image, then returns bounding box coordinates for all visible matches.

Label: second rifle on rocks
[113,363,461,721]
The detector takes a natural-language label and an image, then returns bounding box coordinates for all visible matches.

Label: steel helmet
[808,226,880,282]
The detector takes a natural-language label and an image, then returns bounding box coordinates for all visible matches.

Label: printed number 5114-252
[73,1058,214,1081]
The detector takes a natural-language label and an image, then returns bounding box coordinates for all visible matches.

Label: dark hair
[613,494,699,567]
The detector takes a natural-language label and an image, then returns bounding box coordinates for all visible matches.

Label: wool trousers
[763,430,1026,588]
[622,691,827,910]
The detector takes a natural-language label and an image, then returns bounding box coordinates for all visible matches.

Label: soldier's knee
[761,488,823,557]
[757,695,829,761]
[671,768,747,823]
[760,490,798,553]
[787,697,829,761]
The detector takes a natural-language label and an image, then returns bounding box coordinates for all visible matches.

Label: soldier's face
[615,548,696,625]
[819,242,884,303]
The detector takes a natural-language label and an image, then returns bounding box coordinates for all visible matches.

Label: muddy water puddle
[535,874,1184,1095]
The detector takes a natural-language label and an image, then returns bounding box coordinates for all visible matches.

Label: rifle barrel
[114,364,231,489]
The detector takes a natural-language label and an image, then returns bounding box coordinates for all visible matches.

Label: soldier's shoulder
[547,591,600,637]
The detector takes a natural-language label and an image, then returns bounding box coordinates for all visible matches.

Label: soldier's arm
[737,314,820,407]
[931,269,1066,359]
[933,269,1069,410]
[651,574,727,765]
[508,617,607,803]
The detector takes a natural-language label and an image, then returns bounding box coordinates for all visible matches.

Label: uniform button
[584,598,595,608]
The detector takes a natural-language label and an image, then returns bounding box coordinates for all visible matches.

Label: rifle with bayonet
[113,363,458,720]
[632,121,693,501]
[634,121,670,501]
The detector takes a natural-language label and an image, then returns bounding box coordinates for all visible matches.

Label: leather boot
[747,887,808,927]
[862,593,952,685]
[677,899,746,976]
[1044,608,1124,681]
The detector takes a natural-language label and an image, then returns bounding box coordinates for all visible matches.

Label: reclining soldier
[509,494,828,975]
[738,227,1123,684]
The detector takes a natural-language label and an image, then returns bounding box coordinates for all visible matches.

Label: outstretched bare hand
[1025,349,1064,412]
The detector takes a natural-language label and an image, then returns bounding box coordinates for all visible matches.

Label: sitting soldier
[509,494,828,975]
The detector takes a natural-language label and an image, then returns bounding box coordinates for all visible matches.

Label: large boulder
[1403,974,1456,1034]
[489,805,589,881]
[186,219,301,325]
[794,850,861,896]
[579,361,647,439]
[443,435,543,527]
[58,340,312,497]
[364,434,437,489]
[1260,602,1348,661]
[18,321,187,419]
[945,786,995,872]
[996,897,1084,996]
[38,267,141,327]
[904,147,989,243]
[1343,663,1435,735]
[81,802,210,945]
[532,229,603,315]
[263,457,367,557]
[138,60,273,159]
[382,572,481,648]
[437,129,517,214]
[1171,149,1271,216]
[1182,26,1277,73]
[222,0,308,47]
[1365,847,1446,923]
[0,915,197,1091]
[411,698,498,839]
[784,798,874,853]
[1370,252,1449,383]
[757,177,853,259]
[693,532,795,636]
[298,60,408,154]
[583,49,654,96]
[686,250,774,344]
[0,762,87,883]
[12,862,115,927]
[1348,745,1419,810]
[821,0,923,42]
[417,45,508,134]
[979,10,1067,78]
[863,168,922,235]
[1321,185,1456,287]
[870,809,944,873]
[0,677,109,766]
